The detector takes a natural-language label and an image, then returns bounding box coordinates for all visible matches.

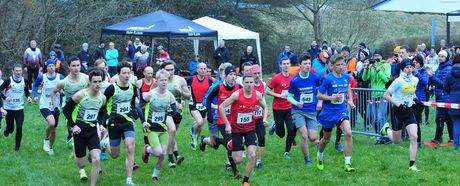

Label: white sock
[152,168,160,177]
[345,156,351,164]
[317,151,324,161]
[147,146,153,156]
[79,168,85,173]
[126,177,132,182]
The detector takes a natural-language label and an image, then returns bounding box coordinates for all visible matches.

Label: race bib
[151,112,165,123]
[225,105,231,115]
[300,93,313,103]
[196,103,206,111]
[11,96,22,103]
[237,113,252,124]
[116,102,131,114]
[254,107,263,117]
[83,110,98,121]
[331,93,345,104]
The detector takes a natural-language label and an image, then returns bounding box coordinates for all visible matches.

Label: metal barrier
[350,88,391,137]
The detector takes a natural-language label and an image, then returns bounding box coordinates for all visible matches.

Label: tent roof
[193,16,259,40]
[373,0,460,14]
[101,10,217,38]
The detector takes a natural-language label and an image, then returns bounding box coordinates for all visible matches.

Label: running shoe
[234,171,242,179]
[441,140,454,147]
[126,178,135,186]
[43,139,50,152]
[242,151,247,158]
[100,152,108,161]
[190,127,195,140]
[316,158,324,171]
[48,149,54,156]
[79,169,88,181]
[225,163,232,171]
[152,177,159,183]
[176,155,185,165]
[190,142,197,151]
[241,182,250,186]
[268,122,276,135]
[283,152,291,160]
[408,165,421,172]
[67,137,74,149]
[142,145,150,164]
[133,163,139,170]
[335,143,344,153]
[344,164,356,172]
[168,162,176,168]
[380,122,390,136]
[4,130,9,137]
[424,140,440,147]
[199,135,206,152]
[305,159,312,166]
[256,161,263,169]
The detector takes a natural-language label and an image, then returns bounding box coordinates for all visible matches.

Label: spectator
[238,46,258,73]
[94,42,106,60]
[23,40,42,91]
[128,37,143,59]
[236,62,253,85]
[336,40,344,51]
[421,43,430,56]
[356,50,369,77]
[426,48,439,65]
[444,54,460,151]
[105,42,119,77]
[213,40,231,67]
[425,50,453,146]
[52,44,65,62]
[145,42,153,62]
[312,51,329,76]
[77,43,93,72]
[278,45,298,72]
[188,54,200,76]
[45,51,62,74]
[391,45,410,80]
[330,43,339,56]
[307,40,320,59]
[155,45,170,66]
[412,54,429,147]
[343,46,357,75]
[356,42,369,60]
[133,45,150,79]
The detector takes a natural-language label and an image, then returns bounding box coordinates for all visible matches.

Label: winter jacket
[105,48,119,67]
[430,60,452,102]
[307,46,320,59]
[78,50,93,68]
[362,60,391,97]
[188,59,200,76]
[312,58,327,76]
[213,47,231,67]
[414,67,429,101]
[278,51,298,72]
[444,65,460,116]
[239,51,258,72]
[94,47,106,60]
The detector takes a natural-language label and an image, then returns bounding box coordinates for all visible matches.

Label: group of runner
[0,51,422,185]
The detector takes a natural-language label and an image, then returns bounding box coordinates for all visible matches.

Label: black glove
[413,97,421,105]
[398,104,408,110]
[53,108,60,115]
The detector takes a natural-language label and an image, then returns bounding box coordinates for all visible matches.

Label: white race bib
[196,103,206,111]
[116,102,131,114]
[151,112,165,123]
[254,107,263,117]
[83,110,98,121]
[11,95,23,103]
[331,93,345,104]
[225,106,231,115]
[300,93,313,103]
[237,113,252,124]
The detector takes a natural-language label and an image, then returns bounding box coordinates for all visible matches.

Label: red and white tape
[422,102,460,109]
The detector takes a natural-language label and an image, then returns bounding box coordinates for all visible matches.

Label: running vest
[231,89,258,133]
[167,76,182,101]
[4,77,25,110]
[253,80,265,120]
[216,83,241,125]
[100,74,111,93]
[40,73,61,110]
[64,73,88,103]
[106,83,134,122]
[129,74,137,87]
[72,89,104,127]
[145,89,174,132]
[189,75,211,110]
[140,78,154,110]
[400,79,417,107]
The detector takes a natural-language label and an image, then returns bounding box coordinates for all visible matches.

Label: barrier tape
[422,102,460,109]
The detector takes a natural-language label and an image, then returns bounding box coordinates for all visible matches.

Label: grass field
[0,95,459,186]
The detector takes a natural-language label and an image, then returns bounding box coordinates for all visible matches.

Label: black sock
[101,149,106,153]
[173,151,179,159]
[243,176,249,183]
[45,138,49,140]
[410,160,415,167]
[168,154,174,163]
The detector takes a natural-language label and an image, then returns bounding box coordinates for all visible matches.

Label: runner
[93,59,111,161]
[100,62,138,185]
[136,66,156,146]
[32,60,65,155]
[266,57,295,159]
[62,68,106,185]
[250,66,268,168]
[141,69,176,183]
[110,58,138,87]
[188,63,213,150]
[0,64,32,151]
[160,60,190,167]
[205,66,242,177]
[380,59,420,172]
[316,55,356,172]
[52,56,89,150]
[287,54,320,166]
[219,73,269,186]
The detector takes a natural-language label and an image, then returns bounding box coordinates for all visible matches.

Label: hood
[452,66,460,78]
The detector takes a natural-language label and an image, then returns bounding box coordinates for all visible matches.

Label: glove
[413,97,421,105]
[398,104,408,110]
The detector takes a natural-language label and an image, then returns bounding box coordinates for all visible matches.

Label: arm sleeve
[287,93,298,105]
[98,106,107,128]
[444,76,451,93]
[131,88,137,111]
[103,85,115,101]
[0,78,11,92]
[431,67,451,88]
[377,65,391,83]
[415,71,429,88]
[63,98,78,128]
[362,69,370,81]
[33,74,44,98]
[206,86,219,119]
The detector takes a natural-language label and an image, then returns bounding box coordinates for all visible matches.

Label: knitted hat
[225,66,236,76]
[319,51,329,59]
[400,58,414,71]
[439,50,448,58]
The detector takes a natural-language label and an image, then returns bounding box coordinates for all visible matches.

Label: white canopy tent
[193,16,262,73]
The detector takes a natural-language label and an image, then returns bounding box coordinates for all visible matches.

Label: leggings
[255,119,265,147]
[27,67,39,90]
[273,109,296,153]
[5,109,25,149]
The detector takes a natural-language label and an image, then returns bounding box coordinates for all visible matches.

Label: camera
[369,58,376,64]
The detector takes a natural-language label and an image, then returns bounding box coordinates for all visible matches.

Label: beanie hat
[49,51,56,56]
[46,59,56,66]
[250,65,261,74]
[394,46,401,54]
[439,50,448,58]
[413,54,425,67]
[225,66,236,76]
[359,42,366,48]
[374,49,383,56]
[319,51,329,59]
[342,46,351,52]
[400,58,413,71]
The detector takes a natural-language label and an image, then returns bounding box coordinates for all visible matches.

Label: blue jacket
[188,59,200,76]
[307,46,320,59]
[444,65,460,116]
[415,67,429,101]
[202,80,221,121]
[278,51,298,72]
[312,58,327,76]
[430,60,452,102]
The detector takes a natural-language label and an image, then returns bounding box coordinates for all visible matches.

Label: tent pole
[150,36,154,67]
[167,36,171,54]
[447,15,451,47]
[99,32,103,44]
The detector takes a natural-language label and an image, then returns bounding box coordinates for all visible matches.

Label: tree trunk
[313,10,322,42]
